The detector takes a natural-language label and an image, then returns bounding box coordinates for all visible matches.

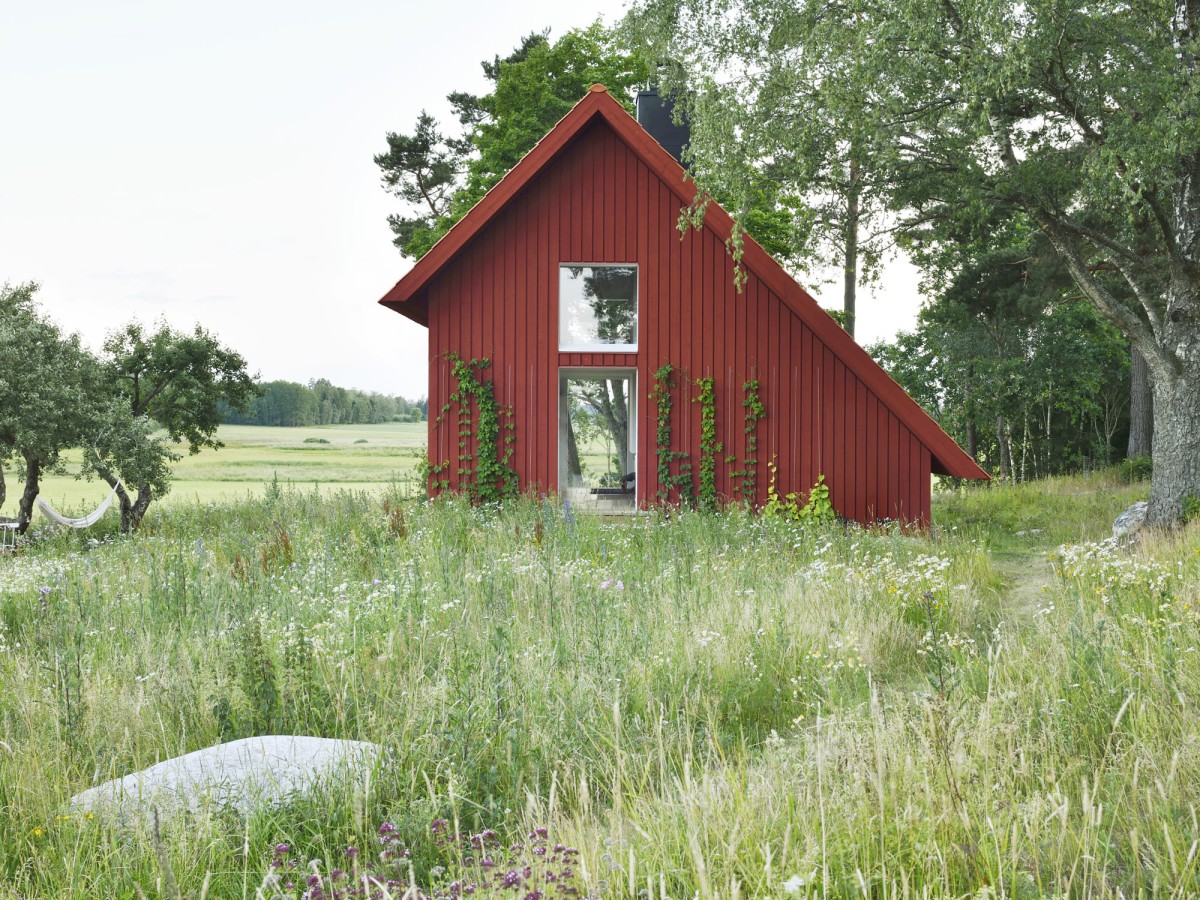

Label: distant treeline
[222,379,427,427]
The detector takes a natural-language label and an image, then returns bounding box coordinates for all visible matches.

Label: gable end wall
[422,121,931,524]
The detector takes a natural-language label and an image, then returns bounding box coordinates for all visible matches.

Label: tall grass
[0,474,1196,897]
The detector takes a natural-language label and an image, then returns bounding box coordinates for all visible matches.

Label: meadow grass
[1,471,1197,897]
[29,423,428,514]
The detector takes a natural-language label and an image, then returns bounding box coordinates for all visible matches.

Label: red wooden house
[378,85,987,523]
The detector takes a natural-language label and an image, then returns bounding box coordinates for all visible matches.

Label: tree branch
[988,111,1174,379]
[1047,213,1149,270]
[1035,211,1174,381]
[939,0,965,36]
[1103,252,1165,339]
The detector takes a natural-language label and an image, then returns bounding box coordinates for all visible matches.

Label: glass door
[558,369,637,511]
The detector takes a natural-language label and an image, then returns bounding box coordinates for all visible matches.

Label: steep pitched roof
[377,85,987,480]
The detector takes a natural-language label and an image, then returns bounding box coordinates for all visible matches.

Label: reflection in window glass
[559,265,637,350]
[558,370,636,511]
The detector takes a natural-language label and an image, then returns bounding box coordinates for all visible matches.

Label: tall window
[558,369,637,511]
[559,265,638,352]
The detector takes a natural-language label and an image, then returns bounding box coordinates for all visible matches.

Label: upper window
[559,265,638,352]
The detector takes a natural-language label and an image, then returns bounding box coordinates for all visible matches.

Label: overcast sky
[1,0,923,400]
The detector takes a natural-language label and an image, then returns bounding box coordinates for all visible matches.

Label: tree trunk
[965,418,978,460]
[843,157,860,340]
[1128,344,1153,459]
[1006,423,1016,482]
[995,417,1010,479]
[1044,402,1052,477]
[113,483,154,533]
[0,461,6,512]
[566,416,582,480]
[97,469,146,534]
[129,485,153,531]
[1147,370,1200,525]
[1020,411,1029,482]
[594,380,630,476]
[113,481,134,533]
[16,453,41,535]
[1141,134,1200,523]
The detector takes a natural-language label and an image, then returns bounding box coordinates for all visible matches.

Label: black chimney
[635,89,689,167]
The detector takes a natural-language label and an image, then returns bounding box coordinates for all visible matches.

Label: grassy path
[994,551,1056,616]
[934,473,1145,621]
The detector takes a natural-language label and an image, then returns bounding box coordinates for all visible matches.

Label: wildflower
[31,827,45,837]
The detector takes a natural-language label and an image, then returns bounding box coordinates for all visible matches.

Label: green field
[30,422,428,518]
[3,470,1199,896]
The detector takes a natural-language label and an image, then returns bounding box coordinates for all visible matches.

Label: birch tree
[631,0,1200,525]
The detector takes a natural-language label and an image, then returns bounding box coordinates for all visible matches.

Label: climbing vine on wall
[438,353,518,503]
[417,453,450,494]
[650,364,693,504]
[727,379,765,503]
[694,377,721,512]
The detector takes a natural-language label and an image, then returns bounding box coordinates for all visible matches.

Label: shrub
[1118,455,1152,482]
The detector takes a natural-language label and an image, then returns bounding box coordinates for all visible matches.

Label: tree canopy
[628,0,1200,524]
[377,23,651,259]
[0,282,99,532]
[222,379,425,428]
[94,321,258,530]
[625,0,899,336]
[0,287,258,534]
[872,237,1131,479]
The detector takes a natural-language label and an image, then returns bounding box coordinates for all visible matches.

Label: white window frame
[558,263,639,353]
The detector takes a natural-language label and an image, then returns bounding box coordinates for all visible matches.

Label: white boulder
[70,736,378,824]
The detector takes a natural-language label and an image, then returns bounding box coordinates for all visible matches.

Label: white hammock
[37,483,121,529]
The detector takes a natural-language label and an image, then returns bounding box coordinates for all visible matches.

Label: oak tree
[0,283,99,534]
[94,321,257,531]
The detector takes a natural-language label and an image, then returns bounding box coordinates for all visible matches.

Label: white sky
[1,0,922,400]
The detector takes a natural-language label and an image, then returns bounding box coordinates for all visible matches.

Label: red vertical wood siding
[422,121,932,524]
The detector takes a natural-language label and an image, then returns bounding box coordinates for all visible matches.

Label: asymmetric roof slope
[378,85,988,480]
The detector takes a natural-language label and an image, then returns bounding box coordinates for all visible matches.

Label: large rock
[1112,501,1149,540]
[70,736,378,824]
